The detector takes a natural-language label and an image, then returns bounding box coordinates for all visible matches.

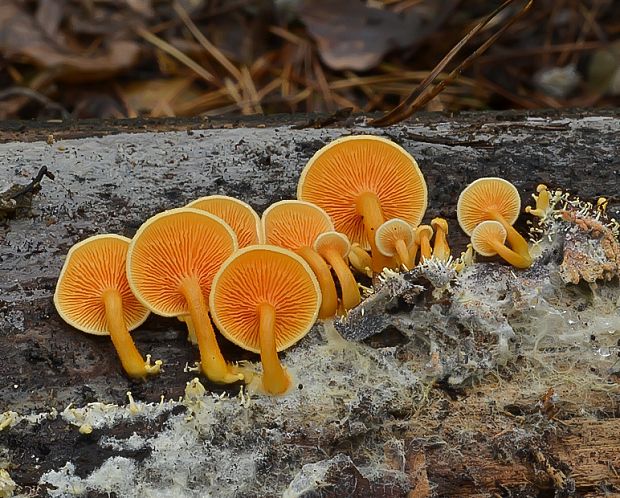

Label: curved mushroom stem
[488,210,532,264]
[433,229,450,261]
[103,289,161,378]
[394,239,412,270]
[180,278,244,384]
[355,192,393,273]
[295,246,338,319]
[349,243,373,278]
[488,239,531,269]
[420,233,432,261]
[321,249,361,311]
[257,302,290,395]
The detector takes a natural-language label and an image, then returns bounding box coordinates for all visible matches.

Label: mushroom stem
[178,315,198,344]
[295,246,338,319]
[257,302,290,395]
[103,289,159,378]
[321,249,361,311]
[432,228,450,261]
[394,239,412,270]
[420,233,432,260]
[488,239,531,269]
[180,278,243,384]
[488,210,532,264]
[355,191,393,272]
[408,241,419,267]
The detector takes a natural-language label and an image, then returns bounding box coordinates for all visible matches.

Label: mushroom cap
[297,135,427,248]
[262,200,334,250]
[414,224,433,242]
[457,177,521,235]
[471,220,507,257]
[127,208,237,317]
[431,217,448,233]
[54,234,150,336]
[186,195,262,247]
[210,245,321,353]
[314,231,351,258]
[375,218,414,257]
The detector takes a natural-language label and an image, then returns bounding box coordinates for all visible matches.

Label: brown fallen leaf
[0,2,140,83]
[298,0,422,71]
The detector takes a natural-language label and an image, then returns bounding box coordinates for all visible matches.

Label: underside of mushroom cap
[127,208,237,317]
[375,218,414,257]
[314,231,351,258]
[210,245,321,353]
[186,195,262,247]
[54,234,150,335]
[457,177,521,236]
[297,135,427,249]
[262,200,334,249]
[471,220,507,256]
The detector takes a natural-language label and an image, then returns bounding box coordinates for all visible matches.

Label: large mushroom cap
[127,208,237,317]
[54,234,149,335]
[210,245,321,353]
[457,177,521,235]
[261,200,333,249]
[186,195,262,247]
[471,220,507,256]
[297,135,427,248]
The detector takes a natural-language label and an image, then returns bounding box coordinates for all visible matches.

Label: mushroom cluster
[54,135,535,395]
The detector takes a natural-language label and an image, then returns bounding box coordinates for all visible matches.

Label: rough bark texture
[0,110,619,497]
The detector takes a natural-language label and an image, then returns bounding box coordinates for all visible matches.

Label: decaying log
[0,110,619,497]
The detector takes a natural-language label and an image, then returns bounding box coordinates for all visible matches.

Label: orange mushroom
[470,221,531,269]
[186,195,262,247]
[375,218,415,270]
[430,218,450,261]
[126,208,243,384]
[297,135,427,273]
[210,246,321,395]
[457,177,531,267]
[525,184,551,219]
[314,231,360,311]
[54,234,161,379]
[261,200,338,319]
[415,225,433,262]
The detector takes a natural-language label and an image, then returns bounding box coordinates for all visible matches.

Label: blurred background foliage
[0,0,619,120]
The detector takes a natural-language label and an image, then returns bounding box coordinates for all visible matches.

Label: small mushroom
[261,200,338,319]
[127,208,243,384]
[430,218,450,261]
[297,135,427,272]
[457,177,531,266]
[210,246,321,395]
[470,221,531,268]
[414,225,434,262]
[454,243,474,272]
[348,243,373,278]
[375,218,415,270]
[54,234,161,379]
[186,195,262,247]
[314,231,361,311]
[525,184,551,219]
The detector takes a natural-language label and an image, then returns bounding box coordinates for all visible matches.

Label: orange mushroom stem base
[485,238,531,269]
[103,289,162,379]
[295,246,338,319]
[488,210,532,265]
[258,302,290,395]
[355,192,393,273]
[179,278,244,384]
[419,233,432,261]
[393,239,412,270]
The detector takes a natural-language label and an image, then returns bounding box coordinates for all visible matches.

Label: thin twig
[370,0,534,126]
